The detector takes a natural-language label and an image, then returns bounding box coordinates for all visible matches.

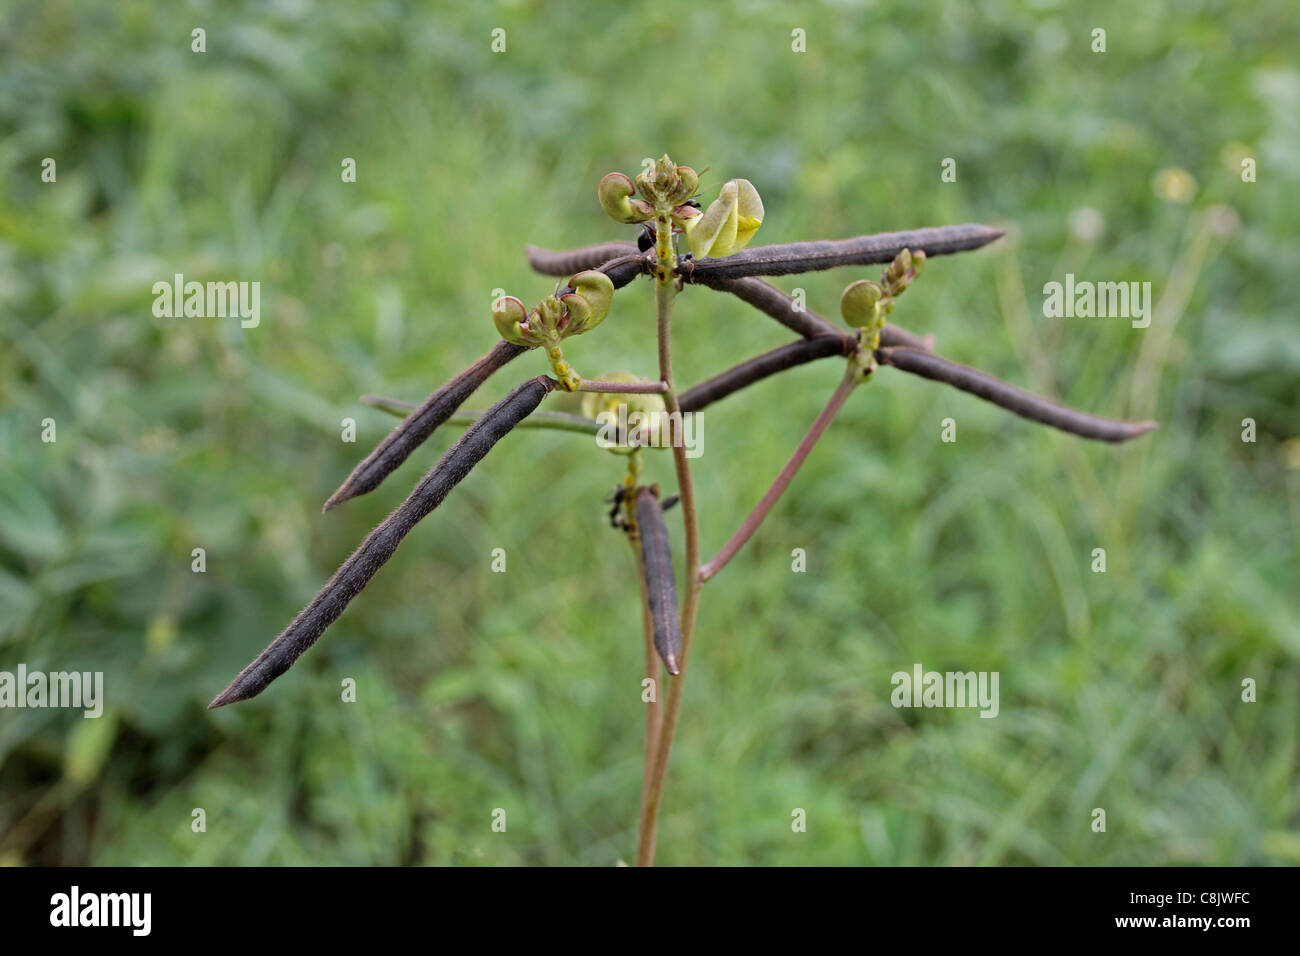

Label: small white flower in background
[1153,167,1196,203]
[1068,207,1105,242]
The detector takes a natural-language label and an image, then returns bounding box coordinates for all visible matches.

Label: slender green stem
[362,396,603,436]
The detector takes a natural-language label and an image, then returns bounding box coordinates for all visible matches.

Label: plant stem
[635,210,701,865]
[362,397,604,434]
[700,363,859,583]
[575,378,668,394]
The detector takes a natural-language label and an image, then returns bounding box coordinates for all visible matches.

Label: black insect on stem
[210,376,555,709]
[635,485,683,677]
[607,484,631,529]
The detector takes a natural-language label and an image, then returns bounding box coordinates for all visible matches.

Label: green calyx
[599,155,701,228]
[599,154,766,262]
[492,270,616,391]
[599,172,655,224]
[840,247,927,335]
[841,248,928,382]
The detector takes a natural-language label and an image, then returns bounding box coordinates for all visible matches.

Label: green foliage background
[1,0,1296,865]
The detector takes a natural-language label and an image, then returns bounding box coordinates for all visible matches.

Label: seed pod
[636,486,682,676]
[876,347,1158,442]
[210,376,553,708]
[323,339,526,510]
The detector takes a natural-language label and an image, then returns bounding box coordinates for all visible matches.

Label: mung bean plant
[210,156,1156,865]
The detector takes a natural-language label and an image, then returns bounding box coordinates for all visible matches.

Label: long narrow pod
[211,376,553,708]
[636,487,683,677]
[876,347,1157,443]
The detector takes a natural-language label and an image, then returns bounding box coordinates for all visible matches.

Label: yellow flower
[682,178,764,258]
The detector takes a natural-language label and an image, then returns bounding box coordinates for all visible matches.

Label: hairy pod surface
[324,339,528,510]
[212,377,552,708]
[636,487,683,676]
[877,347,1158,442]
[679,224,1004,281]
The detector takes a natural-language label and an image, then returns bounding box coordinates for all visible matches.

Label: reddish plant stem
[700,364,859,583]
[575,378,668,394]
[635,229,702,867]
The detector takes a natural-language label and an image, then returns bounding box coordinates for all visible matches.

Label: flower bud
[840,280,886,330]
[670,203,702,231]
[599,172,654,223]
[636,155,678,203]
[675,165,699,199]
[559,270,615,336]
[883,247,923,298]
[491,295,537,346]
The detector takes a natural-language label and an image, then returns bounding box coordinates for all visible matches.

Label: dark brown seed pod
[324,247,648,513]
[526,241,637,276]
[528,242,930,349]
[680,335,850,413]
[876,346,1158,443]
[636,486,683,677]
[323,339,528,511]
[676,223,1006,281]
[210,376,553,709]
[698,275,842,339]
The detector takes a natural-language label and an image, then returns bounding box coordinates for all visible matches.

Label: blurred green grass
[0,0,1297,865]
